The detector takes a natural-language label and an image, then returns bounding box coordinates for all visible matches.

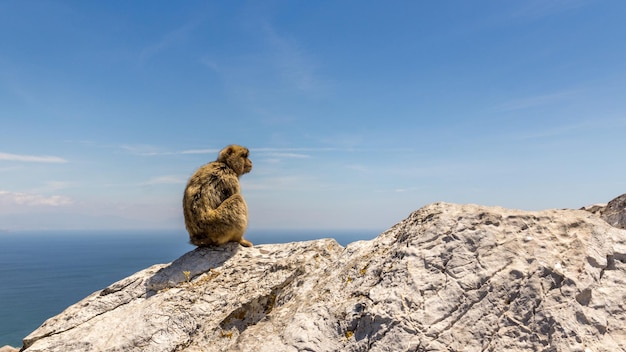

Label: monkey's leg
[213,194,252,247]
[238,238,253,247]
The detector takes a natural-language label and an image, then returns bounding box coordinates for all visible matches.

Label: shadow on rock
[146,242,239,295]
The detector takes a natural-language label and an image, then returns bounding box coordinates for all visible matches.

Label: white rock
[0,346,19,352]
[21,202,626,352]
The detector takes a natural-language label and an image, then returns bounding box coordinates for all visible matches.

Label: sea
[0,229,380,347]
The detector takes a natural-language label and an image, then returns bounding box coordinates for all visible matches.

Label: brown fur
[183,145,253,247]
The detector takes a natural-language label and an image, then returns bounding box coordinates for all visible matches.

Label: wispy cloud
[199,18,327,102]
[180,148,220,155]
[260,21,319,92]
[121,144,221,156]
[0,190,73,207]
[256,152,311,164]
[28,181,74,194]
[507,116,625,141]
[139,21,198,62]
[0,152,67,163]
[394,187,422,193]
[261,152,310,159]
[252,147,337,153]
[122,146,332,157]
[43,181,72,190]
[510,123,585,140]
[492,90,577,112]
[121,145,415,160]
[244,175,323,191]
[143,175,187,185]
[346,164,370,173]
[199,57,220,74]
[119,144,176,156]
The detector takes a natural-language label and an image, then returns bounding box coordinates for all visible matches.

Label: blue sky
[1,0,625,231]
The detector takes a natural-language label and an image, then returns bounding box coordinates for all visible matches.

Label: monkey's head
[217,145,252,176]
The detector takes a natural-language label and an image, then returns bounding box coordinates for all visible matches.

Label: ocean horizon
[0,228,381,347]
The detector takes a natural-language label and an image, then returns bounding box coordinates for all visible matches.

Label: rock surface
[0,346,19,352]
[601,193,626,229]
[582,193,626,229]
[22,202,626,352]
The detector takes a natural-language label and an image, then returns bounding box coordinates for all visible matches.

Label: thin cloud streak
[261,152,310,159]
[509,123,587,141]
[252,147,337,153]
[143,175,187,185]
[119,144,167,156]
[505,116,626,141]
[0,190,73,207]
[122,146,415,157]
[244,175,323,191]
[260,21,319,92]
[491,90,578,112]
[251,147,415,153]
[121,145,218,156]
[0,152,67,163]
[139,21,198,63]
[181,149,220,155]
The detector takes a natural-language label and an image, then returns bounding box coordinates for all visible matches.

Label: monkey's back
[183,162,240,228]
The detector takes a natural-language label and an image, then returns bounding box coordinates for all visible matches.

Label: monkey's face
[241,148,252,175]
[219,145,252,176]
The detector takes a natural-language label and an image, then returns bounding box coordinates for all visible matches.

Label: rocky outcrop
[601,193,626,229]
[22,202,626,352]
[0,345,19,352]
[582,193,626,229]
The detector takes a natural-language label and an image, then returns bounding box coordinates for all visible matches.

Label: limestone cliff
[21,202,626,352]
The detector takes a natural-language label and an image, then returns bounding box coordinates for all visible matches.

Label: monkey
[183,145,253,247]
